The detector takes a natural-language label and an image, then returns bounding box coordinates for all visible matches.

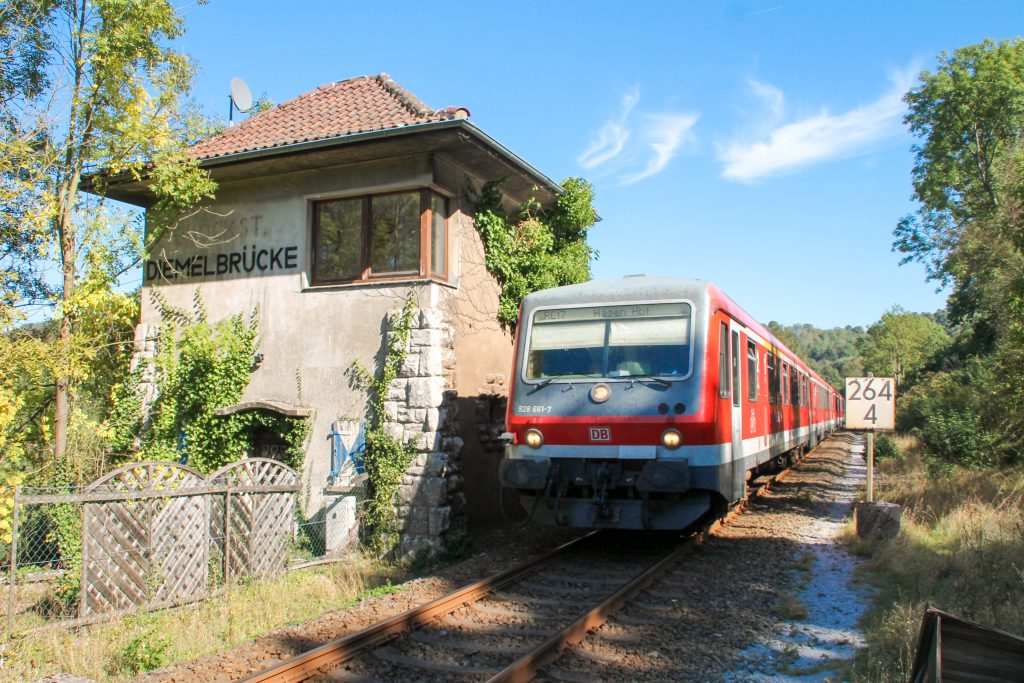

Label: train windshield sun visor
[525,302,693,382]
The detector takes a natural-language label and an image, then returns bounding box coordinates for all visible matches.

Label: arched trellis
[81,462,209,617]
[208,458,298,581]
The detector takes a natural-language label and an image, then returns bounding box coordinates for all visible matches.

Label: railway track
[242,452,806,683]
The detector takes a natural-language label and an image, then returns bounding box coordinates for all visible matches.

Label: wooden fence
[14,458,299,620]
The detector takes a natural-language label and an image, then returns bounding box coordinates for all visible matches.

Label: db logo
[589,426,612,442]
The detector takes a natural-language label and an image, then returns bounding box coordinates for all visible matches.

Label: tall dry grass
[845,434,1024,681]
[6,557,397,681]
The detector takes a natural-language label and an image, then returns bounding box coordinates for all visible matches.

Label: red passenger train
[499,276,845,530]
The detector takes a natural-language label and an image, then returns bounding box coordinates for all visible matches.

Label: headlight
[661,429,682,449]
[524,429,544,448]
[590,383,611,403]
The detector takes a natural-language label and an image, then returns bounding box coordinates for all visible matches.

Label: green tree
[858,308,950,389]
[765,321,865,389]
[0,0,215,461]
[893,39,1024,463]
[895,40,1024,277]
[473,177,598,329]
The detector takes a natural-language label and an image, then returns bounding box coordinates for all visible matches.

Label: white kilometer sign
[845,377,895,431]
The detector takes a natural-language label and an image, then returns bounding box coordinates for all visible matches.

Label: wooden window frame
[311,188,449,286]
[429,194,448,278]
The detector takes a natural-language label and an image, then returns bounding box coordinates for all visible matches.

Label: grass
[6,556,400,681]
[841,434,1024,682]
[773,592,809,621]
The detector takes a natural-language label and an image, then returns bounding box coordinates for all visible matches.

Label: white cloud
[720,67,916,182]
[748,79,785,122]
[579,88,698,184]
[578,88,639,169]
[621,113,700,185]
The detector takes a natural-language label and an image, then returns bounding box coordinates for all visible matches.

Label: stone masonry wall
[129,305,466,558]
[129,323,160,439]
[385,307,463,557]
[475,373,508,458]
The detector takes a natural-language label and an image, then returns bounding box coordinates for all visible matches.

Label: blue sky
[175,1,1022,328]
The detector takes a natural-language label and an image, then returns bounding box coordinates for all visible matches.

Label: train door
[729,323,745,500]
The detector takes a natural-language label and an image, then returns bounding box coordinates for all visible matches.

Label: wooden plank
[911,608,1024,683]
[23,484,298,505]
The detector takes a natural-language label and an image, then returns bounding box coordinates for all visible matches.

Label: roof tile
[189,73,469,161]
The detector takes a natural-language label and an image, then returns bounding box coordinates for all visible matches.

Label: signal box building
[106,74,558,556]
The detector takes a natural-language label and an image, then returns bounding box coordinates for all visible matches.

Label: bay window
[312,189,448,284]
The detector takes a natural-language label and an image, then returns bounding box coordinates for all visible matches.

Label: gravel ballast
[133,433,869,682]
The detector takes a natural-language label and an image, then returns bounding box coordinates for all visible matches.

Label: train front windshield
[525,302,693,381]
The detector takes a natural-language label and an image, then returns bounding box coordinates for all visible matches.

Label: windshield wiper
[534,374,577,389]
[624,373,672,387]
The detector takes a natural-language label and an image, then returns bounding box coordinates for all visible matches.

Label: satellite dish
[230,77,253,113]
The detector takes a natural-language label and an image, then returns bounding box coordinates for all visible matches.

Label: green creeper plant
[46,459,83,609]
[472,177,598,331]
[106,290,307,474]
[350,296,417,558]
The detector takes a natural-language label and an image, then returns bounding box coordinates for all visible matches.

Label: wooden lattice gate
[80,463,209,617]
[209,458,297,581]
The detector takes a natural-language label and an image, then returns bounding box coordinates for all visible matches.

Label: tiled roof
[189,73,470,161]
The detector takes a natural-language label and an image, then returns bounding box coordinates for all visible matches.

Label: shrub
[873,433,901,460]
[846,448,1024,682]
[110,618,171,675]
[919,410,998,468]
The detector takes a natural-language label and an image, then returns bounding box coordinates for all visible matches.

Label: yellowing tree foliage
[0,0,215,463]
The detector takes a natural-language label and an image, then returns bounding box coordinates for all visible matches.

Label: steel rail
[246,440,823,683]
[240,531,599,683]
[486,444,820,683]
[486,534,698,683]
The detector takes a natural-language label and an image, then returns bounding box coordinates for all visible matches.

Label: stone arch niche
[81,462,208,616]
[213,400,312,462]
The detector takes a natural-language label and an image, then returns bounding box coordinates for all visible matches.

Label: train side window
[731,330,741,408]
[747,341,758,402]
[718,322,730,399]
[782,363,789,405]
[767,354,778,404]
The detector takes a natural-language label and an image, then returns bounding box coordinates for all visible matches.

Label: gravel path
[723,433,870,682]
[540,433,870,682]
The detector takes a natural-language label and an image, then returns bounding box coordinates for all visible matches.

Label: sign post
[845,376,895,503]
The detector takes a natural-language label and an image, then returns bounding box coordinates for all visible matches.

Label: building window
[370,193,420,274]
[431,194,447,278]
[312,189,448,284]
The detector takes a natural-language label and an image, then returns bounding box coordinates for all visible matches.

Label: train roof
[521,275,712,308]
[520,276,840,394]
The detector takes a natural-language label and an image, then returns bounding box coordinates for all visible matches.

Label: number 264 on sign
[844,377,895,431]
